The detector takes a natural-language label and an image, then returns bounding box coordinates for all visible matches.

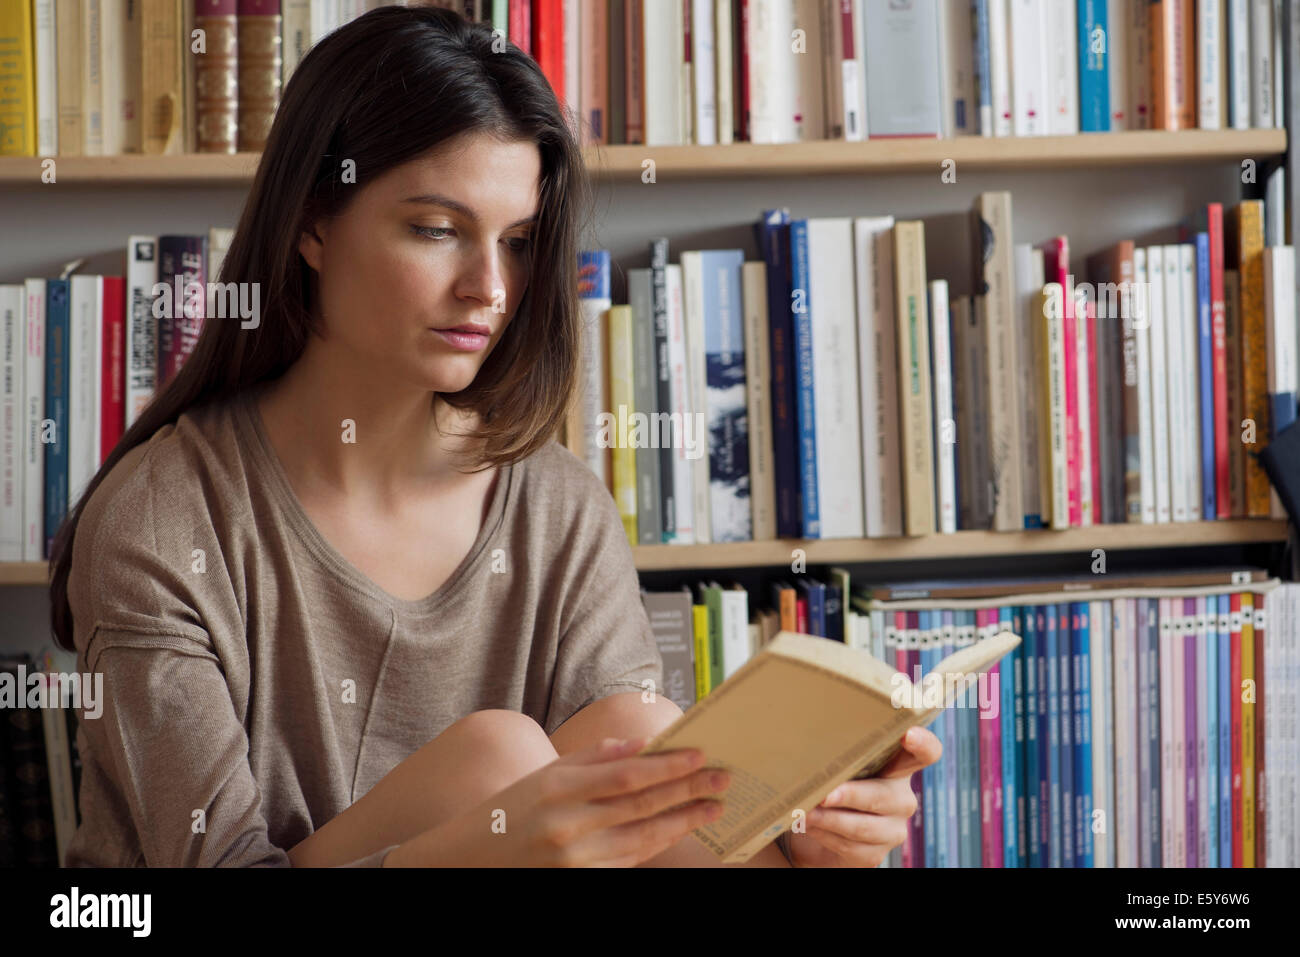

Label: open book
[638,629,1021,863]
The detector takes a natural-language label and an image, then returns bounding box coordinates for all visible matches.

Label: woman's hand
[783,726,941,868]
[402,737,729,866]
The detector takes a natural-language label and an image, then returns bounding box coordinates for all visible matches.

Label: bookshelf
[0,130,1293,653]
[0,129,1287,185]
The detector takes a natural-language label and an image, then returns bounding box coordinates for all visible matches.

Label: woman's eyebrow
[399,193,538,230]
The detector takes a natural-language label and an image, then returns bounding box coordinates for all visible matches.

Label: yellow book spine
[692,603,710,701]
[1236,201,1270,516]
[607,305,637,545]
[893,220,934,536]
[1240,592,1255,867]
[0,0,37,155]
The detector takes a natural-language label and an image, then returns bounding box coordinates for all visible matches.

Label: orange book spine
[196,1,238,153]
[1172,0,1196,128]
[236,0,282,152]
[1234,201,1270,516]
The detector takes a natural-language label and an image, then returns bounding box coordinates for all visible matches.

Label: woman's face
[298,131,541,396]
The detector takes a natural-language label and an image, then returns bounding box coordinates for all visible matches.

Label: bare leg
[288,709,558,867]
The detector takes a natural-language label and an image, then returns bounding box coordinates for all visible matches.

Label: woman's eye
[505,236,532,253]
[412,225,453,240]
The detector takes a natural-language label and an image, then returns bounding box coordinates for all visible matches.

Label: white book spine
[1199,0,1225,128]
[721,589,749,679]
[1161,246,1186,522]
[34,0,58,155]
[644,0,686,145]
[1133,249,1156,523]
[1113,600,1133,866]
[1047,0,1080,133]
[1252,0,1274,126]
[929,280,956,533]
[665,263,695,543]
[854,0,870,137]
[1046,283,1069,528]
[0,286,23,561]
[82,0,103,155]
[854,216,902,538]
[1014,243,1043,525]
[1009,0,1048,135]
[680,254,711,543]
[1273,0,1283,126]
[579,295,610,489]
[125,236,158,429]
[791,0,825,140]
[1147,247,1171,523]
[282,0,314,86]
[693,0,718,145]
[989,0,1013,135]
[565,0,581,138]
[311,0,341,44]
[840,0,867,140]
[746,0,797,143]
[22,280,46,562]
[1107,0,1130,129]
[1180,245,1202,520]
[1263,246,1297,517]
[1129,0,1151,128]
[1229,0,1252,127]
[715,0,735,144]
[1074,288,1093,526]
[70,275,103,506]
[809,220,864,538]
[99,0,126,154]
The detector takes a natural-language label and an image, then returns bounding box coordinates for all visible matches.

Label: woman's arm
[547,692,793,867]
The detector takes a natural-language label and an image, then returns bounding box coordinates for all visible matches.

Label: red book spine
[1230,592,1242,867]
[908,610,923,864]
[1253,596,1265,868]
[896,610,916,867]
[1207,203,1229,516]
[532,0,563,104]
[1086,298,1101,523]
[737,0,750,142]
[99,277,126,465]
[509,0,531,56]
[977,608,1002,866]
[795,597,807,633]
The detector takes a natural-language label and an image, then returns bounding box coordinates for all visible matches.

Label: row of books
[2,0,1284,161]
[574,191,1298,546]
[642,569,1300,867]
[0,231,234,562]
[0,653,82,868]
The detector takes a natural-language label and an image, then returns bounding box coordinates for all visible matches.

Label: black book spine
[650,238,675,540]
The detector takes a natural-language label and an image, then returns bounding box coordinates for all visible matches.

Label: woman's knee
[442,709,558,786]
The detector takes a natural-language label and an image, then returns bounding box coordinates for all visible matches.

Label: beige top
[63,386,663,867]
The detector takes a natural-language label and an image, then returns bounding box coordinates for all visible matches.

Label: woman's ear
[298,220,326,273]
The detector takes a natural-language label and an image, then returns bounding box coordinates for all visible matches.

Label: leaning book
[639,629,1021,863]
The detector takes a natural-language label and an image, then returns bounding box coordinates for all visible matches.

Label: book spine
[575,249,611,483]
[1045,602,1062,866]
[1252,0,1275,125]
[1107,0,1129,128]
[741,261,775,540]
[976,193,1022,530]
[973,0,993,135]
[1197,234,1218,519]
[44,280,69,555]
[894,221,934,535]
[1240,591,1255,865]
[755,211,799,537]
[1075,603,1094,867]
[1217,593,1232,864]
[1059,600,1075,866]
[196,0,239,152]
[856,217,903,537]
[929,279,956,533]
[666,264,695,541]
[236,0,283,151]
[34,0,57,155]
[1235,202,1270,515]
[1042,285,1069,528]
[649,239,677,540]
[1010,0,1048,135]
[702,251,750,542]
[1179,243,1202,521]
[1199,0,1225,127]
[157,235,207,393]
[99,276,125,465]
[1016,244,1044,527]
[628,271,661,544]
[22,281,45,561]
[1001,606,1019,866]
[1252,594,1266,867]
[1228,0,1252,126]
[0,287,22,560]
[608,304,637,545]
[1077,0,1110,130]
[1229,591,1242,865]
[789,220,819,537]
[1023,608,1040,866]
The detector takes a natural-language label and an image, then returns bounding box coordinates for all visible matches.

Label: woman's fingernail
[825,787,842,805]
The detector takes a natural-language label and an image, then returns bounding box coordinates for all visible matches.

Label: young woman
[48,5,937,868]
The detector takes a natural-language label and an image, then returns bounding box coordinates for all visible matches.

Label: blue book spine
[1024,607,1040,868]
[1046,603,1061,867]
[1000,606,1017,866]
[700,250,751,542]
[1035,606,1050,866]
[1012,607,1029,868]
[1059,602,1075,867]
[1075,604,1094,868]
[753,211,800,537]
[43,278,70,556]
[920,611,937,868]
[1204,602,1217,869]
[972,1,991,134]
[942,610,959,869]
[1076,0,1110,131]
[788,220,819,537]
[1195,233,1217,518]
[1217,593,1231,866]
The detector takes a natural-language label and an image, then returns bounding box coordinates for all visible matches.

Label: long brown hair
[49,5,591,650]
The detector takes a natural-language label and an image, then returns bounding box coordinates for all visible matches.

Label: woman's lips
[430,324,491,351]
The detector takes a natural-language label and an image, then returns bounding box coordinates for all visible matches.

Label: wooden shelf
[0,129,1285,185]
[0,520,1286,584]
[630,519,1291,571]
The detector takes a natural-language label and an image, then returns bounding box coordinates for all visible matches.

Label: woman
[48,5,937,868]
